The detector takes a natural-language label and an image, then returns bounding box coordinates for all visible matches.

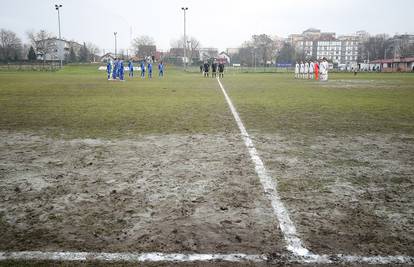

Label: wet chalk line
[216,77,413,265]
[0,252,266,263]
[1,251,413,264]
[0,79,412,265]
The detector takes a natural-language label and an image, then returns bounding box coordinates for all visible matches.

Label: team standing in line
[201,61,225,78]
[106,58,164,81]
[106,57,330,82]
[295,58,329,81]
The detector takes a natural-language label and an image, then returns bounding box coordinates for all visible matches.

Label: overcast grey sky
[1,0,413,53]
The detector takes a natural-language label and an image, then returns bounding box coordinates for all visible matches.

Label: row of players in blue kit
[106,59,164,81]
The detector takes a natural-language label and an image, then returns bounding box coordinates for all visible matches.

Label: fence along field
[0,62,61,71]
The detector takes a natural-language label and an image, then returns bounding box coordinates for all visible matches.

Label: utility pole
[114,32,118,57]
[181,7,188,70]
[129,26,132,59]
[55,4,63,68]
[187,40,191,65]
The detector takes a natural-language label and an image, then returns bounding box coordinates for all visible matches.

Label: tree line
[239,33,414,66]
[0,28,100,63]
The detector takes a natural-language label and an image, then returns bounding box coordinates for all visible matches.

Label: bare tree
[251,34,275,67]
[394,36,414,58]
[132,35,155,55]
[170,38,183,49]
[238,41,254,66]
[277,42,296,64]
[400,42,414,57]
[359,34,390,61]
[86,42,100,61]
[27,30,53,62]
[170,35,200,64]
[0,29,22,61]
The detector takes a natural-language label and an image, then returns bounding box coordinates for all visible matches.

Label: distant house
[168,48,199,64]
[137,45,157,59]
[199,48,218,61]
[218,52,230,64]
[154,51,166,61]
[169,48,184,57]
[371,57,414,72]
[128,56,141,62]
[226,48,240,55]
[100,53,115,62]
[35,38,81,61]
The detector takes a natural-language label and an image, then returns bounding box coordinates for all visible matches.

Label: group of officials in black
[200,61,225,78]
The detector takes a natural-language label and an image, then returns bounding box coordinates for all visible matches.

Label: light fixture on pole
[55,4,63,68]
[181,7,188,70]
[114,32,118,57]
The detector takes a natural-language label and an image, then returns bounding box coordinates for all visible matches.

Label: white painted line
[216,77,414,265]
[1,250,413,265]
[0,251,267,263]
[0,78,412,265]
[216,77,316,258]
[336,255,414,265]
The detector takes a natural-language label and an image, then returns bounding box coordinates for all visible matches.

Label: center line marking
[0,78,412,265]
[216,77,414,265]
[216,77,320,260]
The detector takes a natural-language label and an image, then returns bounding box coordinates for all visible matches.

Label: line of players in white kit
[295,57,329,81]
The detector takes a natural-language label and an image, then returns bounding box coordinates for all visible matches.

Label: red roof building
[371,57,414,72]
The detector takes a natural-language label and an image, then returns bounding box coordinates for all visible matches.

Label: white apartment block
[289,29,361,65]
[317,41,342,63]
[295,41,314,58]
[35,38,81,61]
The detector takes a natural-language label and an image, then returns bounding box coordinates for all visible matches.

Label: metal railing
[0,61,62,71]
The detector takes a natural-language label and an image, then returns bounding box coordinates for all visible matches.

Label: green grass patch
[0,65,235,139]
[221,72,414,135]
[1,66,413,138]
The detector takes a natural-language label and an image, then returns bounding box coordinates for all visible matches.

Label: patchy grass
[0,65,235,139]
[221,72,414,135]
[220,72,414,255]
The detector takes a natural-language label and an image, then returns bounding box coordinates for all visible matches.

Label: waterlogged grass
[220,72,414,135]
[0,64,235,138]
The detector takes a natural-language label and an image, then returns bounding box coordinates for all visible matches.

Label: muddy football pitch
[0,66,413,266]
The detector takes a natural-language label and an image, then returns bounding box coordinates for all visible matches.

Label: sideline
[0,251,266,263]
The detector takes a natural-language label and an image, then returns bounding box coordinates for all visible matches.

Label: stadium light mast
[181,7,188,70]
[55,4,63,68]
[114,32,118,57]
[187,40,191,65]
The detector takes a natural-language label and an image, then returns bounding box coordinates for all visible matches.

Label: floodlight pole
[181,7,188,70]
[55,4,63,68]
[114,32,118,57]
[187,40,191,65]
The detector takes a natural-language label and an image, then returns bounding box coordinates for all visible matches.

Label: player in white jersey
[304,61,309,79]
[309,61,314,80]
[295,61,300,79]
[323,58,329,81]
[300,61,305,79]
[319,59,325,81]
[320,58,329,81]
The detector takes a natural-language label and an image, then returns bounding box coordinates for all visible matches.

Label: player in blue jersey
[112,58,118,80]
[128,60,134,77]
[148,62,153,78]
[119,60,125,81]
[106,61,112,80]
[140,60,146,78]
[158,61,164,77]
